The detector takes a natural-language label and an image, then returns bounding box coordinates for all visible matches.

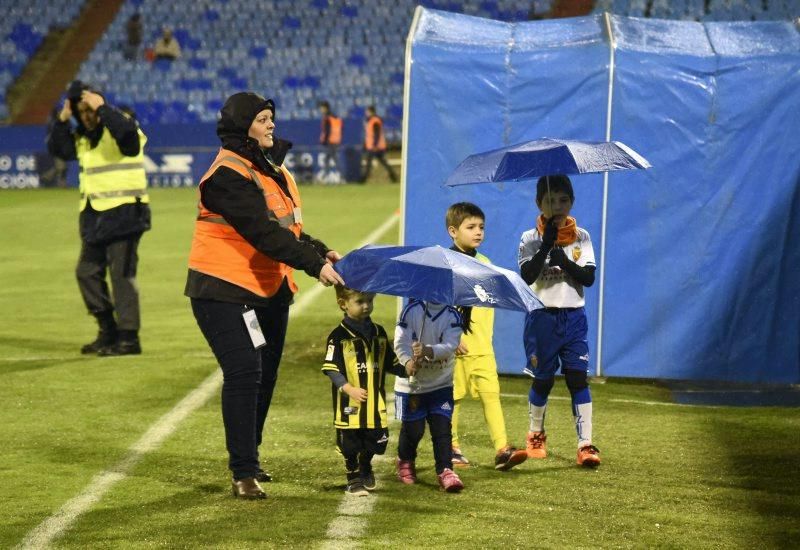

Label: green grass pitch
[1,184,798,548]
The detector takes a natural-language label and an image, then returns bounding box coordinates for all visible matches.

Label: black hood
[216,92,291,170]
[66,79,105,142]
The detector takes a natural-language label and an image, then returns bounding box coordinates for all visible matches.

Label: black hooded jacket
[185,92,330,306]
[45,80,150,244]
[46,80,141,161]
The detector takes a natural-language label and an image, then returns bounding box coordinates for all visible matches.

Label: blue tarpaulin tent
[401,9,800,383]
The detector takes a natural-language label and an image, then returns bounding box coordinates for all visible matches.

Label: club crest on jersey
[572,246,581,262]
[473,284,497,304]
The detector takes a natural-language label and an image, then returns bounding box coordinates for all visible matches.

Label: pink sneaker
[396,459,416,484]
[437,468,464,493]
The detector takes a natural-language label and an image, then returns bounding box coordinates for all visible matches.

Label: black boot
[98,329,141,356]
[81,312,117,354]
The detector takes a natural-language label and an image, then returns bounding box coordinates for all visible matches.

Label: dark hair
[536,174,574,205]
[446,202,485,230]
[366,105,376,113]
[458,306,473,334]
[335,286,373,303]
[318,100,330,110]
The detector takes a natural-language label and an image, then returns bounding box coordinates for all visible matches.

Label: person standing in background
[123,13,143,61]
[318,100,342,182]
[360,105,397,183]
[46,80,151,356]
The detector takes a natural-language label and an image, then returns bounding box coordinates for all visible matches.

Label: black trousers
[322,144,339,171]
[76,236,141,330]
[191,297,289,480]
[361,150,397,182]
[337,428,388,480]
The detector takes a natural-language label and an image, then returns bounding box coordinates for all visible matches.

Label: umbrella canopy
[444,138,651,187]
[334,245,543,314]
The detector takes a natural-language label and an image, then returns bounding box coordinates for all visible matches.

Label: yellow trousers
[452,354,507,452]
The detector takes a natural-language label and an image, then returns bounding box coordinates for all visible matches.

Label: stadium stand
[592,0,799,21]
[0,0,86,120]
[72,0,552,128]
[2,0,797,126]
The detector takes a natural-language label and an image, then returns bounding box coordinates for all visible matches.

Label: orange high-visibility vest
[321,115,342,145]
[188,148,304,298]
[365,115,386,151]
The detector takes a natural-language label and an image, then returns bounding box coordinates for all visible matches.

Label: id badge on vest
[293,206,302,225]
[242,308,266,349]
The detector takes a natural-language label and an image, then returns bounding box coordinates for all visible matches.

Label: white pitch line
[17,211,400,550]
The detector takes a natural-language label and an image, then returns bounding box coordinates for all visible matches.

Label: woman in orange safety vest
[186,92,344,499]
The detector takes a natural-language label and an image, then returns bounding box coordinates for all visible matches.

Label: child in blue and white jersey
[518,174,601,468]
[394,299,465,492]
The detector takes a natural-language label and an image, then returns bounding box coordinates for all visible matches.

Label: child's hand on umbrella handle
[542,218,559,249]
[412,341,423,360]
[405,359,417,377]
[455,341,469,356]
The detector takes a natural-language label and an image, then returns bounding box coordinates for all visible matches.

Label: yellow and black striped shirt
[322,320,404,429]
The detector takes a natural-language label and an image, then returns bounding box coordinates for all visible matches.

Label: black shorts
[336,428,389,458]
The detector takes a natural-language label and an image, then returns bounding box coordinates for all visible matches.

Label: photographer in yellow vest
[47,80,151,356]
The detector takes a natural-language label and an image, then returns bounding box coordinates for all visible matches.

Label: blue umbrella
[334,244,543,314]
[444,138,651,187]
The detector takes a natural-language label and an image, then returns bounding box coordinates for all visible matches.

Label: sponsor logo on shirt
[572,246,582,262]
[440,402,452,411]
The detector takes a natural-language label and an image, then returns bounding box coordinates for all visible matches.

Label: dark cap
[217,92,275,139]
[67,80,91,104]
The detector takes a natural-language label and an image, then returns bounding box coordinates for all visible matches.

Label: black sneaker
[98,339,142,356]
[345,478,369,496]
[361,471,376,491]
[255,468,272,483]
[494,445,528,471]
[81,330,117,354]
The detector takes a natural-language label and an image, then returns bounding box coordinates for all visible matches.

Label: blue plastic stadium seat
[173,29,191,44]
[302,75,320,88]
[189,58,207,70]
[341,5,358,17]
[283,76,300,88]
[388,104,403,119]
[153,58,174,72]
[204,9,220,21]
[230,76,248,89]
[218,67,238,80]
[348,54,367,67]
[283,16,301,29]
[311,0,328,8]
[249,46,267,58]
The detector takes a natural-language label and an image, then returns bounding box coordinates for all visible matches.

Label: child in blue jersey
[518,175,600,467]
[394,299,465,492]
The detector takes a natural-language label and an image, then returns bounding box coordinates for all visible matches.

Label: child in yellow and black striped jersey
[322,286,412,496]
